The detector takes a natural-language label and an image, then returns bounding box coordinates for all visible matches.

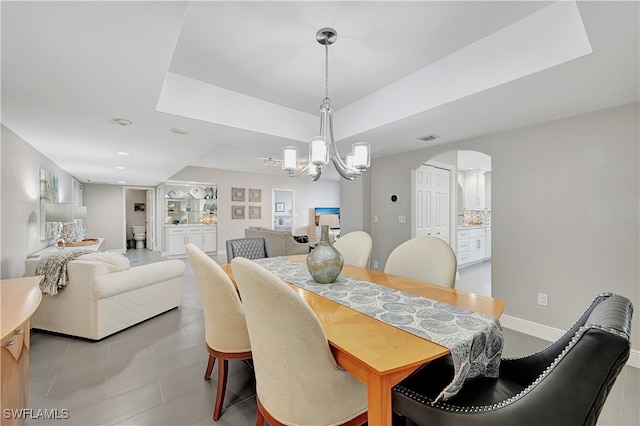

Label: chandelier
[282,28,370,181]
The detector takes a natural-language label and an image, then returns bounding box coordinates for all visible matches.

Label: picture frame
[275,202,285,212]
[40,169,59,240]
[134,203,145,212]
[231,205,245,220]
[231,187,245,202]
[249,206,261,220]
[248,188,262,202]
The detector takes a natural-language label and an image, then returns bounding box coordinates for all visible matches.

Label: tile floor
[25,249,639,425]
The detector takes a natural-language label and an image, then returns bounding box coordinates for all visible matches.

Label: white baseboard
[501,314,639,369]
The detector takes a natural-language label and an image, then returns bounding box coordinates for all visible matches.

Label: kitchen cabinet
[485,227,491,259]
[457,226,489,267]
[469,228,486,262]
[457,230,471,266]
[464,171,486,209]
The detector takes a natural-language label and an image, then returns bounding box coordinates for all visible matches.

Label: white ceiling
[2,1,638,186]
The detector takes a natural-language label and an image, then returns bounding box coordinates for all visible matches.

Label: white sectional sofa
[24,252,185,340]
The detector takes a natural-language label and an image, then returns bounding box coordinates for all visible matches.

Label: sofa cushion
[78,252,131,273]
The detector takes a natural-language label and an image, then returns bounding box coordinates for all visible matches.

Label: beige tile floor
[24,249,638,425]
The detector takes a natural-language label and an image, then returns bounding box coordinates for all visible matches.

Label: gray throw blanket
[35,250,95,296]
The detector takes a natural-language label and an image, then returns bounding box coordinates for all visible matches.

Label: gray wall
[354,103,638,350]
[1,125,77,278]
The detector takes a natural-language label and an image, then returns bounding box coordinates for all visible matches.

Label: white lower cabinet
[166,226,217,256]
[457,230,471,266]
[457,227,489,267]
[469,228,486,263]
[202,226,217,252]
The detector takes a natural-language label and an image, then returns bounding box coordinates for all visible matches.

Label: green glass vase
[307,225,344,283]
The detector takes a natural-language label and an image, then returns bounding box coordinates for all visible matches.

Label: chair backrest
[231,257,367,425]
[226,237,268,263]
[384,237,457,287]
[185,244,250,352]
[333,231,372,268]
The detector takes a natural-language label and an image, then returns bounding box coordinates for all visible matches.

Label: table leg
[367,371,393,426]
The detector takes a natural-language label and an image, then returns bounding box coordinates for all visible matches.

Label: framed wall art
[231,187,245,202]
[275,202,285,212]
[231,205,245,220]
[248,188,262,203]
[40,169,59,240]
[249,206,261,220]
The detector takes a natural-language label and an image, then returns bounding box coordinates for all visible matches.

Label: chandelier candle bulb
[282,146,299,171]
[310,136,328,166]
[352,142,371,170]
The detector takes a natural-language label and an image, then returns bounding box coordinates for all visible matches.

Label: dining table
[221,254,504,426]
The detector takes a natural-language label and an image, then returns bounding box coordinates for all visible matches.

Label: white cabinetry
[457,227,489,267]
[469,228,486,262]
[202,226,217,252]
[464,171,486,209]
[457,230,471,266]
[166,225,217,256]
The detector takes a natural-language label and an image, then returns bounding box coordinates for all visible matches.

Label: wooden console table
[1,276,43,426]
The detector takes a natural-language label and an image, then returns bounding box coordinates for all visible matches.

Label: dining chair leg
[204,353,215,380]
[255,399,266,426]
[213,358,229,420]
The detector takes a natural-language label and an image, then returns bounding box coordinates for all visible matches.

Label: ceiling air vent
[418,134,439,143]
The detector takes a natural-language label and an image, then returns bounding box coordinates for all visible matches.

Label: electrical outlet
[538,293,548,307]
[373,215,378,223]
[373,260,379,269]
[398,215,406,224]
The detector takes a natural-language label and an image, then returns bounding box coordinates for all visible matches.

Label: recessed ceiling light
[115,166,125,170]
[170,128,190,135]
[116,151,130,156]
[113,118,132,126]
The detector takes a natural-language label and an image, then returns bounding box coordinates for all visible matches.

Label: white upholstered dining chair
[384,236,457,288]
[333,231,373,268]
[185,244,252,421]
[231,257,368,426]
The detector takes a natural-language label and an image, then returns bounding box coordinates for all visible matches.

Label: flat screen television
[314,207,340,228]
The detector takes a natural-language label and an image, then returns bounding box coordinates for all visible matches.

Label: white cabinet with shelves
[164,184,217,225]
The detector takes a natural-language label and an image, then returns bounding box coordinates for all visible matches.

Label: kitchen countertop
[458,224,491,229]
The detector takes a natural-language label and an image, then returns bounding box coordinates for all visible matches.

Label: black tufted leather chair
[392,293,633,426]
[226,237,269,263]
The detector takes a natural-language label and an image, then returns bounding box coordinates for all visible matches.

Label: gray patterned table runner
[253,257,503,401]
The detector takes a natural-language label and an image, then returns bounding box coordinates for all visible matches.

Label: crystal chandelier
[282,28,370,181]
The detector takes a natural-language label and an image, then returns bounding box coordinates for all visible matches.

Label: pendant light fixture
[282,28,370,181]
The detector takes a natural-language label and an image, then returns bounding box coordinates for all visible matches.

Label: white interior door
[414,164,450,243]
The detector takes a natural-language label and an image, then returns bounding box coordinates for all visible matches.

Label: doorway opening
[123,187,155,252]
[413,150,492,295]
[272,189,295,234]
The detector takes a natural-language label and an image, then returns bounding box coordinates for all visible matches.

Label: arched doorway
[414,150,492,295]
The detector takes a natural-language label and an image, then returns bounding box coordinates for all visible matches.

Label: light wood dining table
[222,254,504,426]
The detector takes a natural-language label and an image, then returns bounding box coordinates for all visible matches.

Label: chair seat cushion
[396,356,525,408]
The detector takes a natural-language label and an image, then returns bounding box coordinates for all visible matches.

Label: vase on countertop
[307,225,344,284]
